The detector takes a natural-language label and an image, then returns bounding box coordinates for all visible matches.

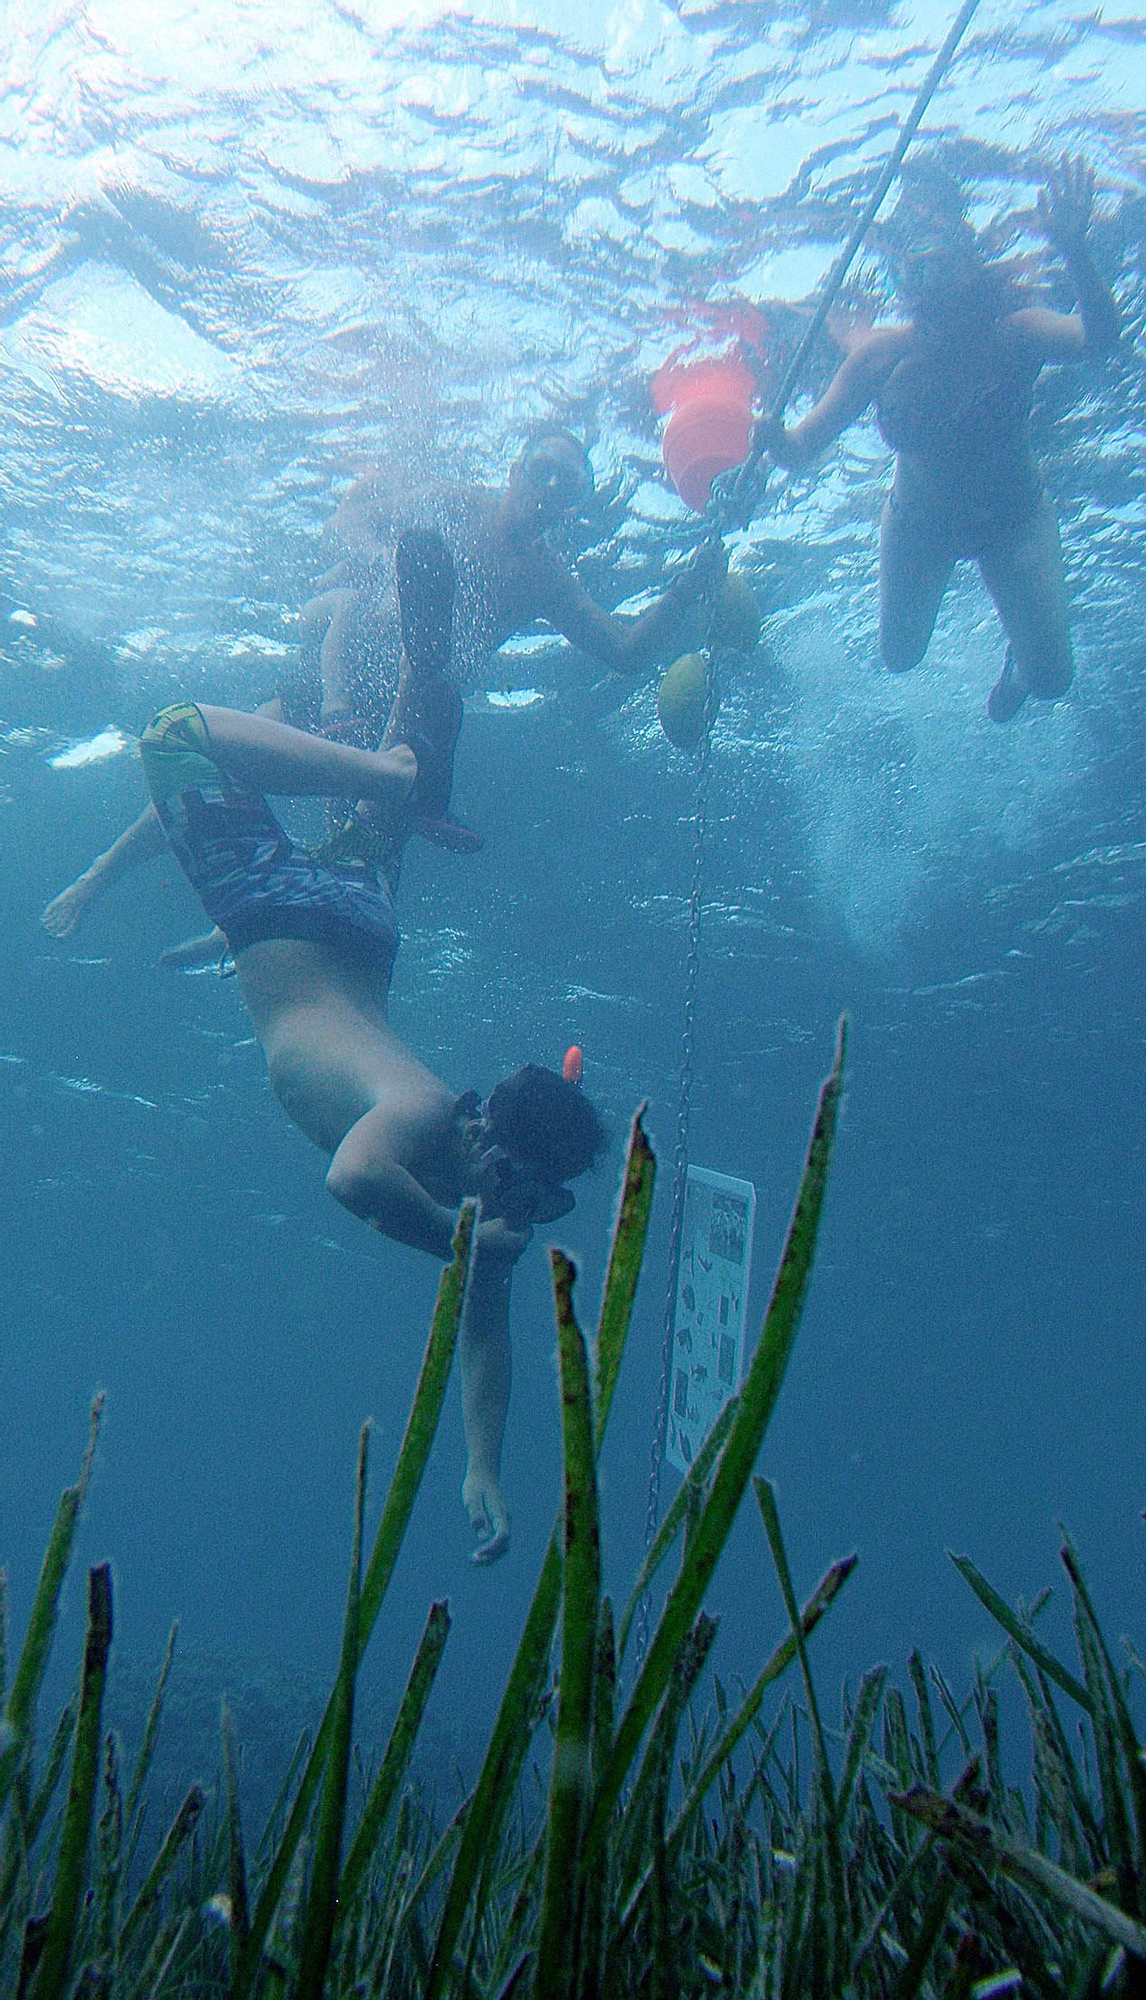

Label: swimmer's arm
[539,540,727,678]
[1020,154,1121,361]
[760,331,902,468]
[1007,272,1121,363]
[331,1146,459,1260]
[460,1246,514,1564]
[41,805,168,938]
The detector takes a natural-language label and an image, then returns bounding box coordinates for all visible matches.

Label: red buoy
[652,354,757,514]
[562,1045,583,1086]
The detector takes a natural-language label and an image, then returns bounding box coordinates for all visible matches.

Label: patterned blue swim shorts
[139,702,400,974]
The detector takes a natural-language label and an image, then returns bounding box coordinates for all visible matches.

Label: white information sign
[666,1167,757,1475]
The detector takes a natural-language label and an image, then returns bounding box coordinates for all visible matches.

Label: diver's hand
[1038,155,1096,256]
[476,1215,533,1264]
[464,1467,510,1564]
[41,871,100,938]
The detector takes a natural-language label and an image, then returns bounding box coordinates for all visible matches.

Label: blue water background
[2,0,1145,1789]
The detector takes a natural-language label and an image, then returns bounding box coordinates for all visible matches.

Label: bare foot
[41,874,98,938]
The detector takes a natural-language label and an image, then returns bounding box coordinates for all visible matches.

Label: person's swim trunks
[139,702,400,971]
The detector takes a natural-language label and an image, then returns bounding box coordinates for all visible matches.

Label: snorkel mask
[469,1050,591,1228]
[518,435,595,518]
[476,1139,577,1228]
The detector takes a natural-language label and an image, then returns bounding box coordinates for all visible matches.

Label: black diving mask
[521,442,595,516]
[477,1138,576,1229]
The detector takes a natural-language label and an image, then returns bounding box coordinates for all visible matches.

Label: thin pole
[719,0,987,523]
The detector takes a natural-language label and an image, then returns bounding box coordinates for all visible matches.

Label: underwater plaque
[666,1166,756,1475]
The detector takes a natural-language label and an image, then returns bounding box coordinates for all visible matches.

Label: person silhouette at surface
[756,158,1120,720]
[42,432,724,948]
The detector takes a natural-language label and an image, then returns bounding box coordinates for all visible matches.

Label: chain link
[635,643,720,1666]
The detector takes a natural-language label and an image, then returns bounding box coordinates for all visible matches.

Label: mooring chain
[635,631,721,1667]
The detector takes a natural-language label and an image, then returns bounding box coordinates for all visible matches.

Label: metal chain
[635,641,720,1666]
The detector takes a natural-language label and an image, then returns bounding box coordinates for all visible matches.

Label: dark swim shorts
[139,702,400,972]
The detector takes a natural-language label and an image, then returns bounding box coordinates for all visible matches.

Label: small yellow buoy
[657,652,713,750]
[712,572,761,652]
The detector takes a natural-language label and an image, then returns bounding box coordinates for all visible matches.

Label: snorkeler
[42,538,608,1561]
[303,428,727,740]
[41,431,725,947]
[755,157,1120,720]
[93,696,604,1563]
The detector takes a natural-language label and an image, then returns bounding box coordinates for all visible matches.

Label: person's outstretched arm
[40,694,291,947]
[539,537,729,679]
[459,1228,522,1565]
[326,1110,524,1562]
[1010,156,1121,362]
[756,327,904,472]
[41,804,168,938]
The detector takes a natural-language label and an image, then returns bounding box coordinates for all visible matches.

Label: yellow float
[657,652,714,750]
[712,572,761,651]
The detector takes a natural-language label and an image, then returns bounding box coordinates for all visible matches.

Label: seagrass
[5,1037,1146,1997]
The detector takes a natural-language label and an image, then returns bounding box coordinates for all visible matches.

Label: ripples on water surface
[1,0,1145,1710]
[3,0,1144,944]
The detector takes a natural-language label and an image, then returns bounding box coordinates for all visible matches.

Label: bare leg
[879,496,956,673]
[383,527,481,852]
[195,705,416,804]
[158,928,228,971]
[979,495,1073,721]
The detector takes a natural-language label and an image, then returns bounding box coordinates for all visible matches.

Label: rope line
[720,0,987,525]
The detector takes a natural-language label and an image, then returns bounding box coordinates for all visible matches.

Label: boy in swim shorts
[51,541,607,1562]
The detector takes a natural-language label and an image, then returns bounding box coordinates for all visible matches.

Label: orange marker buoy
[652,355,757,514]
[562,1045,583,1086]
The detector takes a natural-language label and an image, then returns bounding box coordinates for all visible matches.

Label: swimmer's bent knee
[880,635,928,675]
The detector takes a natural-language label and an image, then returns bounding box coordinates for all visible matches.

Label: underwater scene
[2,0,1146,1990]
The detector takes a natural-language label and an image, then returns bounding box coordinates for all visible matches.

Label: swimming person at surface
[755,157,1120,721]
[41,430,726,950]
[298,428,727,742]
